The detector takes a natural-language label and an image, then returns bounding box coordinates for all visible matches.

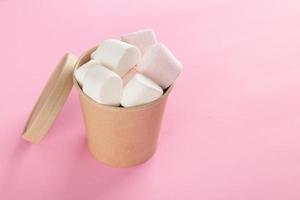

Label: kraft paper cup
[73,47,172,168]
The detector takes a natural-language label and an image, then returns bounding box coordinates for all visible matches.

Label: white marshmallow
[75,60,99,86]
[91,39,141,77]
[121,29,157,54]
[122,67,137,86]
[121,73,163,107]
[82,65,123,106]
[137,43,182,89]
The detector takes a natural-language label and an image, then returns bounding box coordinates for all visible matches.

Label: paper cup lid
[22,53,78,144]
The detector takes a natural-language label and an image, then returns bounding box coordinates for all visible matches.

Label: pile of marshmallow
[75,29,182,107]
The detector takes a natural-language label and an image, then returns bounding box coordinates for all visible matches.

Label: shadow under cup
[73,47,172,168]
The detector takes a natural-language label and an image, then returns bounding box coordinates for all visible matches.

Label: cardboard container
[73,47,172,168]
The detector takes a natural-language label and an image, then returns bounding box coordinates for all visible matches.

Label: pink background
[1,0,300,199]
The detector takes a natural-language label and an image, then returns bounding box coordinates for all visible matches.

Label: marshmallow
[82,65,123,106]
[121,29,157,54]
[122,67,137,86]
[137,43,182,89]
[75,60,99,86]
[121,73,163,107]
[91,39,141,77]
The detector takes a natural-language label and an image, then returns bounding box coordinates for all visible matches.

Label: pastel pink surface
[1,0,300,199]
